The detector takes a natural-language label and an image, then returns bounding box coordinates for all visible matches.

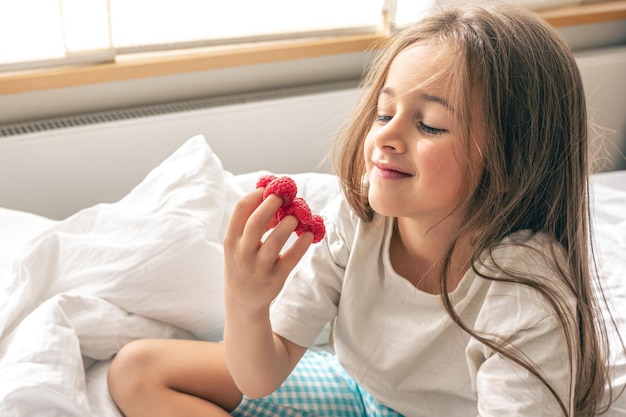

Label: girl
[108,3,619,416]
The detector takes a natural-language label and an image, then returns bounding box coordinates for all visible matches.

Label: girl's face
[364,42,484,227]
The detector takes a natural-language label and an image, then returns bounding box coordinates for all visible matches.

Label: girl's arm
[222,188,312,398]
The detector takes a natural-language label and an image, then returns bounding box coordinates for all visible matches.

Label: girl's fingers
[225,189,281,246]
[258,214,300,260]
[240,194,284,249]
[225,188,313,279]
[225,188,265,242]
[257,216,313,280]
[274,231,314,277]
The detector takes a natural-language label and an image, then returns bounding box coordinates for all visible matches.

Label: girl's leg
[231,350,403,417]
[107,338,242,417]
[232,350,366,417]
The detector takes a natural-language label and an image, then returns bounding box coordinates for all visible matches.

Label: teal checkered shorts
[231,350,403,417]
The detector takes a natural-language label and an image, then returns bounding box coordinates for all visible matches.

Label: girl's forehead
[384,42,459,99]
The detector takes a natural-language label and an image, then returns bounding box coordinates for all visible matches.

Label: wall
[577,44,626,171]
[0,86,360,219]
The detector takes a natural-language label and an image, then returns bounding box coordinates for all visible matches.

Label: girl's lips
[372,162,412,179]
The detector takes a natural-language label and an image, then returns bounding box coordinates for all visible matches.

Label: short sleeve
[270,195,356,347]
[468,312,573,416]
[466,235,577,416]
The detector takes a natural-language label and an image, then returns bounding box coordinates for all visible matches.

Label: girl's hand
[223,188,313,397]
[223,188,314,319]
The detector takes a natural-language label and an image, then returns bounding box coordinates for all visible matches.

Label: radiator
[0,80,360,219]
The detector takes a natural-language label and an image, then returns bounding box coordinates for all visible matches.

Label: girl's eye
[419,122,446,136]
[376,114,447,136]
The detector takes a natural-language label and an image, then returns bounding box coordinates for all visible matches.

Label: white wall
[577,44,626,171]
[0,87,360,219]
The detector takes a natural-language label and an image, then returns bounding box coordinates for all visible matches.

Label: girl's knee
[108,338,243,415]
[107,339,162,403]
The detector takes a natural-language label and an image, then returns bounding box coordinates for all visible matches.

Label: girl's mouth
[372,163,412,179]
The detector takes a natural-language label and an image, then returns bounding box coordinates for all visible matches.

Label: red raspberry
[255,175,325,244]
[275,197,312,225]
[256,174,277,189]
[296,214,326,243]
[263,176,297,207]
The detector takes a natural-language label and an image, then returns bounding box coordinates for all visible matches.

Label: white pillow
[0,135,342,345]
[0,207,56,280]
[0,135,242,342]
[0,136,341,417]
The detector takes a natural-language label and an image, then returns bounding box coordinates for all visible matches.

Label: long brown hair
[332,4,616,416]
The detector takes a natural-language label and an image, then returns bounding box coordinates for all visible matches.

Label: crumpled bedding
[0,134,624,416]
[0,135,339,416]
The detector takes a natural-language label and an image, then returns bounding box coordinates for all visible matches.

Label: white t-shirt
[270,195,577,417]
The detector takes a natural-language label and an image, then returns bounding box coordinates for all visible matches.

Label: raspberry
[255,175,325,244]
[275,197,312,225]
[296,214,326,243]
[256,174,277,189]
[263,176,297,207]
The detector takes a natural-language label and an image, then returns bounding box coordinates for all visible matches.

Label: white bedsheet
[0,135,624,416]
[0,136,233,416]
[0,136,339,417]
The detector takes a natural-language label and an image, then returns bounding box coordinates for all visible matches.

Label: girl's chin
[367,193,400,217]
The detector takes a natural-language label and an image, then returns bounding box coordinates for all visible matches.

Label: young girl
[108,3,619,416]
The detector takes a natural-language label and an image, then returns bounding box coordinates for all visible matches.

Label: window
[0,0,112,71]
[110,1,383,51]
[0,0,584,73]
[0,0,387,72]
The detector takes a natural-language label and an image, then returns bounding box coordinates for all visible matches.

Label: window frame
[0,0,625,96]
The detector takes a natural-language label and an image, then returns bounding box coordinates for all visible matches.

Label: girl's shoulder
[470,230,576,325]
[482,230,568,280]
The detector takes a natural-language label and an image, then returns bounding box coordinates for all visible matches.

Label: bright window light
[0,1,66,64]
[61,0,111,52]
[8,0,555,72]
[108,0,384,50]
[394,0,435,28]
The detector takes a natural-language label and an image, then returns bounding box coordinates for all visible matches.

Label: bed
[0,134,625,416]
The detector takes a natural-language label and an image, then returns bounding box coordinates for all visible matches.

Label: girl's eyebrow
[422,93,455,114]
[379,86,455,114]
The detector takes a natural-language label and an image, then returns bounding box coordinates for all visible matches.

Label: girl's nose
[373,116,408,153]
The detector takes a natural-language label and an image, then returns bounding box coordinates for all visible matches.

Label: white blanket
[0,135,624,416]
[0,135,340,417]
[0,136,235,416]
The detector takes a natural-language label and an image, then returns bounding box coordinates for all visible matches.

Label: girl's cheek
[416,140,443,173]
[416,140,464,188]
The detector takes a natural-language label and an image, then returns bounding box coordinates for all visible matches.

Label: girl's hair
[332,3,616,416]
